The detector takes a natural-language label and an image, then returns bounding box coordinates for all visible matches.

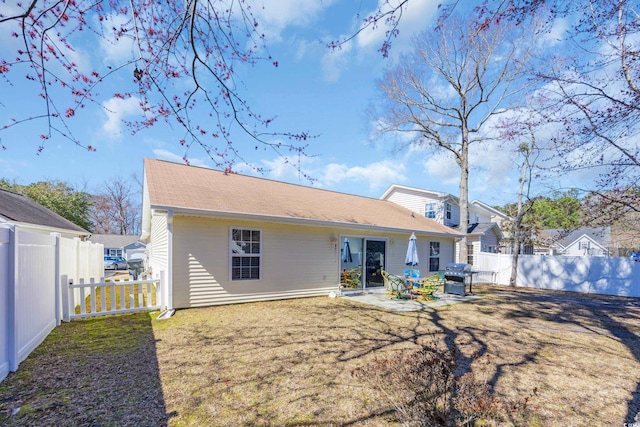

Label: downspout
[166,209,174,311]
[157,209,175,320]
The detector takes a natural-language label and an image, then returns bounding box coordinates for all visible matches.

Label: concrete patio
[339,287,482,312]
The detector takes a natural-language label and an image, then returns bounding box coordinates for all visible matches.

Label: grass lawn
[1,285,639,426]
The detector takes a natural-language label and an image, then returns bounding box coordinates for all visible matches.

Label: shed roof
[0,188,87,234]
[143,159,461,237]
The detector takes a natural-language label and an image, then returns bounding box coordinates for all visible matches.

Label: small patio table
[405,277,431,300]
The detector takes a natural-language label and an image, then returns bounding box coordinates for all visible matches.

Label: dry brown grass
[1,285,639,426]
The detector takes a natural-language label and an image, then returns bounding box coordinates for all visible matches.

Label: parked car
[104,256,128,270]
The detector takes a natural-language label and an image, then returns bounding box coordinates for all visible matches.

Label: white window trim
[425,202,436,219]
[229,227,263,281]
[429,241,441,272]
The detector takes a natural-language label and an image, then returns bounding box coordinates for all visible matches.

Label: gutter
[149,204,463,238]
[1,220,89,239]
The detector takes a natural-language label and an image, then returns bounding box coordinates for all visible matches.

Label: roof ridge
[145,158,391,202]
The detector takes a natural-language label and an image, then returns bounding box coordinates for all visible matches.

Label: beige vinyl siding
[424,237,454,273]
[172,216,341,308]
[148,211,168,278]
[170,215,458,308]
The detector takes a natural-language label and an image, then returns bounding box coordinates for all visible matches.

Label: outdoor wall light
[329,234,337,243]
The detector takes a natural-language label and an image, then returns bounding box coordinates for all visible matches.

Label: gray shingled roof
[466,222,502,237]
[0,188,88,233]
[542,227,611,248]
[89,234,143,248]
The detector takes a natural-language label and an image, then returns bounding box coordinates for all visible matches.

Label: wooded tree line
[0,177,141,235]
[498,188,640,255]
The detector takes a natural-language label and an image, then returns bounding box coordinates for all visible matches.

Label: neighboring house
[539,227,611,257]
[0,188,89,238]
[88,234,146,259]
[141,159,462,309]
[470,199,511,232]
[379,185,505,265]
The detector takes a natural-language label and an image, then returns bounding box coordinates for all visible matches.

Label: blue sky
[0,0,590,206]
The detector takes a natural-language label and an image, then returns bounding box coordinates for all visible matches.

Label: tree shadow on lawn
[317,286,640,425]
[146,290,640,425]
[3,287,637,426]
[0,312,172,427]
[482,286,640,424]
[150,295,548,425]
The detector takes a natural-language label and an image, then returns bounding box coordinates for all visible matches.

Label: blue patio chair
[403,269,421,278]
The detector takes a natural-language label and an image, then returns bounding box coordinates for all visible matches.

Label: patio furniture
[413,272,445,302]
[341,267,362,289]
[403,269,421,279]
[381,270,409,299]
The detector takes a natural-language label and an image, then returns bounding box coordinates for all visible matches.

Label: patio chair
[341,267,362,289]
[381,270,409,299]
[414,272,445,302]
[403,269,421,279]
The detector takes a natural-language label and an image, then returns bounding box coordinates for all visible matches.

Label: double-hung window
[446,203,452,220]
[231,228,261,280]
[425,202,436,219]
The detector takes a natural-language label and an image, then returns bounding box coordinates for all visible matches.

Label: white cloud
[152,149,209,167]
[540,17,568,47]
[252,155,407,193]
[98,14,136,64]
[251,0,338,42]
[355,0,440,56]
[101,96,141,137]
[320,159,407,191]
[319,0,440,81]
[321,39,353,82]
[422,152,460,186]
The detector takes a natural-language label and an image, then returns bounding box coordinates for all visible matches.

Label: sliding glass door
[365,239,386,287]
[341,237,388,289]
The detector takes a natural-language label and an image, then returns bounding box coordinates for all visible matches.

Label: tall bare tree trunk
[459,126,470,264]
[510,139,534,286]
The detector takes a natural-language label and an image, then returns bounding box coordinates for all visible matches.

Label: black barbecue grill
[443,263,476,296]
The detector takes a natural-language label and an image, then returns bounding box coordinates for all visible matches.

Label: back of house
[141,159,462,308]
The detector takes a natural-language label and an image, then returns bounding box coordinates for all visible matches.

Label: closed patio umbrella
[404,233,420,300]
[341,238,354,288]
[342,238,353,265]
[405,232,419,276]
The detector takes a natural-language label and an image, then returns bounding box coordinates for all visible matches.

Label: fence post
[52,233,61,326]
[61,274,70,323]
[7,225,18,372]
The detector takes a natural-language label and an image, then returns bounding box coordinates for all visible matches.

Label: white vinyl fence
[476,252,640,297]
[0,224,103,383]
[61,273,166,321]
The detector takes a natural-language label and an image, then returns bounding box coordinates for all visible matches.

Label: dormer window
[446,203,452,220]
